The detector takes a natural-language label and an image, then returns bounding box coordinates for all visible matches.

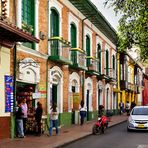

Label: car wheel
[127,127,132,132]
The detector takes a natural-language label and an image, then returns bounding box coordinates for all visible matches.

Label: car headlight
[128,117,135,123]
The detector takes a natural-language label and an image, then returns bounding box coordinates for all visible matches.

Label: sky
[90,0,121,31]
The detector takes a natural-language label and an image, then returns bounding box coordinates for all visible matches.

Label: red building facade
[142,73,148,105]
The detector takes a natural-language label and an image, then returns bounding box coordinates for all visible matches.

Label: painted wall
[0,47,11,138]
[0,47,10,117]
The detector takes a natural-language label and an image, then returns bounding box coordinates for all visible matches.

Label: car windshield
[132,108,148,115]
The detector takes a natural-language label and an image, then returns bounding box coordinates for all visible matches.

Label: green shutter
[86,35,90,66]
[70,24,77,48]
[113,55,115,70]
[106,50,109,75]
[22,0,35,49]
[50,9,59,37]
[97,44,101,73]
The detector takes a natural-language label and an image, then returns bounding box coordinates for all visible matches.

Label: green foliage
[104,0,148,62]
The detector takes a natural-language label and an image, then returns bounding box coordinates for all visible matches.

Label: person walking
[16,100,25,138]
[35,102,43,136]
[48,103,59,136]
[119,101,124,115]
[126,101,130,116]
[79,101,87,126]
[21,98,28,134]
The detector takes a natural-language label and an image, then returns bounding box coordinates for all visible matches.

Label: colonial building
[47,0,118,126]
[142,69,148,105]
[1,0,118,139]
[0,0,39,139]
[119,51,143,106]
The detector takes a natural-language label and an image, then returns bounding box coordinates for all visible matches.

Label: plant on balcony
[22,21,33,34]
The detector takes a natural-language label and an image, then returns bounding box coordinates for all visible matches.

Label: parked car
[127,106,148,131]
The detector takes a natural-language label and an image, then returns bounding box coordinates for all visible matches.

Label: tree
[104,0,148,62]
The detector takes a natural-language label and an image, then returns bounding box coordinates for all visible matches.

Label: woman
[49,103,59,136]
[35,102,43,136]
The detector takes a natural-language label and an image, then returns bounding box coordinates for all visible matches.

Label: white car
[127,106,148,131]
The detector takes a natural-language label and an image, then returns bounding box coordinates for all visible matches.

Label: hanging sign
[5,75,13,112]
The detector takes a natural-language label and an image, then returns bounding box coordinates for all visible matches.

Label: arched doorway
[85,77,93,121]
[69,72,80,124]
[48,66,63,114]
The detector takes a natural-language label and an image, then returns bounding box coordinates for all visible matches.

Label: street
[60,122,148,148]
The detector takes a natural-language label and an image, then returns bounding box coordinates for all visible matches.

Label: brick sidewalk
[0,115,128,148]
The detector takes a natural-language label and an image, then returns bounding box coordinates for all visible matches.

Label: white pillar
[16,0,22,28]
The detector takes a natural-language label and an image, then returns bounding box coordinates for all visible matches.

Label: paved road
[60,122,148,148]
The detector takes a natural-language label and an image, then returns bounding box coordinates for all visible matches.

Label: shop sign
[38,83,46,98]
[5,75,13,112]
[73,93,80,110]
[32,92,41,99]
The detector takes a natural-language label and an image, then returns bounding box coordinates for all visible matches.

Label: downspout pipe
[81,16,92,104]
[11,43,17,139]
[81,17,87,104]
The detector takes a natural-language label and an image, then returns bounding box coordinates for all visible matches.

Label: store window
[22,0,35,49]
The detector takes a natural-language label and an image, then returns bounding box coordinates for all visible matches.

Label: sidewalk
[0,114,128,148]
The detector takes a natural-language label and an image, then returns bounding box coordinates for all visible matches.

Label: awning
[0,19,39,48]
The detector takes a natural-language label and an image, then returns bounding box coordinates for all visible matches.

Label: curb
[56,120,127,148]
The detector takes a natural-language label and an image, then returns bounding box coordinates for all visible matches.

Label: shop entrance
[16,82,36,134]
[51,84,57,105]
[86,90,89,121]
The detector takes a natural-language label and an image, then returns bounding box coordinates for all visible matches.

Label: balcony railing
[86,56,100,74]
[48,36,72,64]
[70,48,87,70]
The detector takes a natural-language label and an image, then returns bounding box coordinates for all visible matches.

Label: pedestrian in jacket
[35,102,43,136]
[16,100,25,138]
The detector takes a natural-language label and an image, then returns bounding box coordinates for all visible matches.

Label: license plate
[138,124,144,128]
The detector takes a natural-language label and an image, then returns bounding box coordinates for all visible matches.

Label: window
[70,23,77,63]
[106,50,109,75]
[70,23,77,48]
[50,8,59,37]
[97,44,101,73]
[112,55,115,70]
[22,0,35,49]
[86,35,90,66]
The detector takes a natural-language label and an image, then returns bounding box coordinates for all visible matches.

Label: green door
[71,23,77,64]
[52,85,57,104]
[86,35,90,66]
[50,8,59,55]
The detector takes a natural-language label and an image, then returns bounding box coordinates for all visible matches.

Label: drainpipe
[81,18,87,104]
[117,52,121,113]
[81,16,91,105]
[11,43,17,138]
